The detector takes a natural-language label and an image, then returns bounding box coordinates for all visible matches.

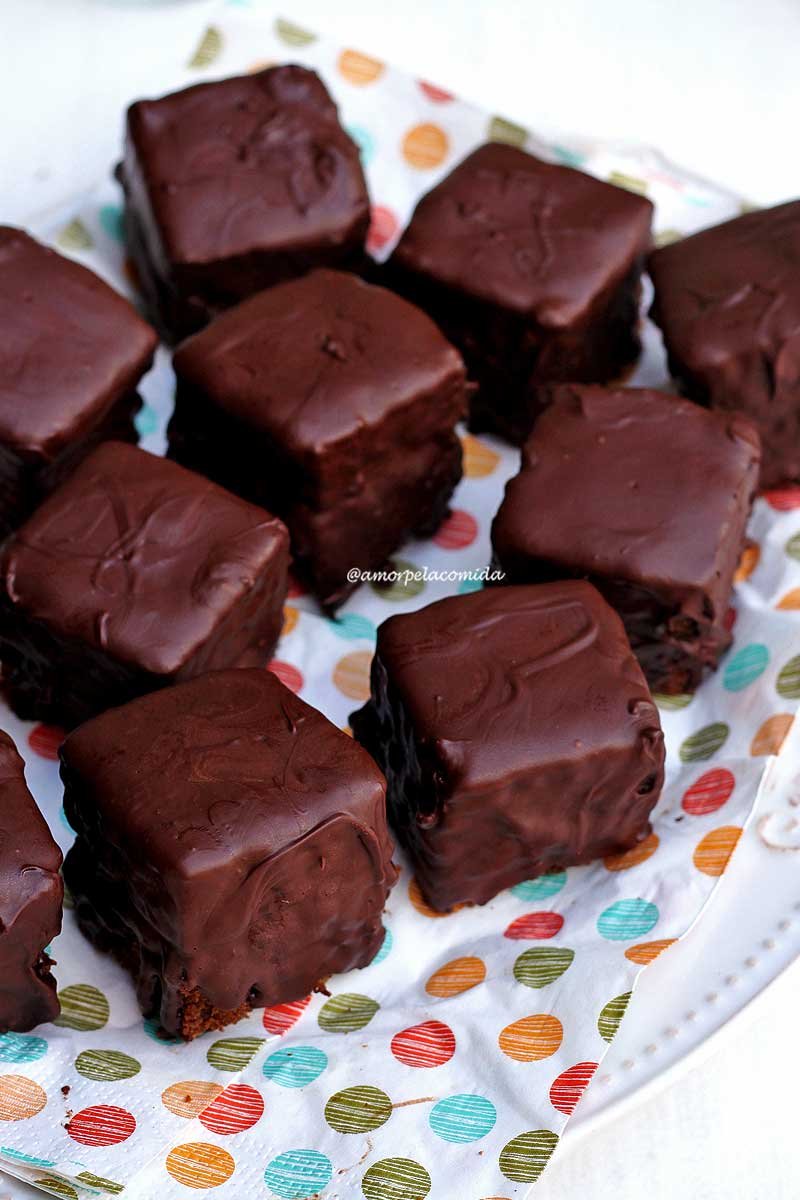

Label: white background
[2,2,799,1198]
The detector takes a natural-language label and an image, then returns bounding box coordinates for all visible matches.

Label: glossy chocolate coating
[0,730,63,1033]
[120,66,370,341]
[351,581,664,912]
[0,227,157,537]
[491,385,760,694]
[169,269,466,607]
[0,442,289,728]
[649,201,800,488]
[386,142,653,441]
[61,669,397,1038]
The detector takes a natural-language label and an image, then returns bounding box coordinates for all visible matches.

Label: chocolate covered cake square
[0,227,157,539]
[386,142,653,442]
[0,442,289,728]
[0,731,63,1033]
[351,581,664,912]
[491,385,760,694]
[61,669,397,1039]
[169,269,466,608]
[120,65,371,340]
[649,200,800,488]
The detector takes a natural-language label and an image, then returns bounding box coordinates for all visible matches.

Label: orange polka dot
[603,832,659,872]
[161,1081,224,1119]
[0,1075,47,1121]
[624,938,676,965]
[165,1143,235,1189]
[333,650,372,701]
[776,588,800,610]
[426,956,486,997]
[734,541,760,583]
[402,123,449,169]
[338,49,384,86]
[281,605,299,637]
[693,826,743,876]
[498,1014,563,1062]
[750,713,794,756]
[461,434,500,479]
[408,876,465,918]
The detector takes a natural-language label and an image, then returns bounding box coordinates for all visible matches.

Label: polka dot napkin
[2,7,799,1199]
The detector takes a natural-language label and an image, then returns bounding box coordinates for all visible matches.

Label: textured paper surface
[1,9,800,1199]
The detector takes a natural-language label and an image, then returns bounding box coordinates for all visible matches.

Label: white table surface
[1,2,799,1198]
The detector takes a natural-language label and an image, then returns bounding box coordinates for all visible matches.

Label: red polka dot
[198,1083,264,1136]
[67,1105,136,1146]
[682,768,735,815]
[723,606,737,632]
[549,1062,598,1115]
[504,912,564,940]
[764,487,800,511]
[418,80,454,103]
[367,205,400,254]
[432,509,478,550]
[268,660,303,693]
[262,995,312,1035]
[391,1020,455,1068]
[27,725,64,761]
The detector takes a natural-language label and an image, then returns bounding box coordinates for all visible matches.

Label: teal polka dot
[0,1033,48,1064]
[511,871,567,902]
[552,143,586,167]
[264,1149,332,1198]
[597,898,659,941]
[262,1045,328,1088]
[373,928,393,964]
[142,1018,181,1046]
[98,204,124,242]
[723,643,769,691]
[429,1093,497,1143]
[134,405,158,438]
[59,804,76,833]
[347,123,375,165]
[329,612,376,641]
[458,577,483,594]
[1,1148,55,1168]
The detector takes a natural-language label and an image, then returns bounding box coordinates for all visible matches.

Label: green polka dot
[57,219,93,252]
[263,1045,328,1088]
[598,898,659,941]
[188,25,223,68]
[33,1180,78,1200]
[274,17,317,46]
[318,992,379,1033]
[653,228,684,248]
[785,532,800,561]
[723,643,769,691]
[369,559,425,602]
[598,991,632,1042]
[654,691,693,711]
[325,1085,392,1133]
[499,1130,559,1184]
[0,1033,48,1063]
[206,1036,264,1072]
[76,1174,124,1196]
[608,170,649,195]
[513,946,574,989]
[75,1049,141,1082]
[510,870,567,901]
[54,984,109,1031]
[777,654,800,699]
[488,115,528,147]
[679,722,729,763]
[429,1093,496,1143]
[265,1149,332,1198]
[361,1157,432,1200]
